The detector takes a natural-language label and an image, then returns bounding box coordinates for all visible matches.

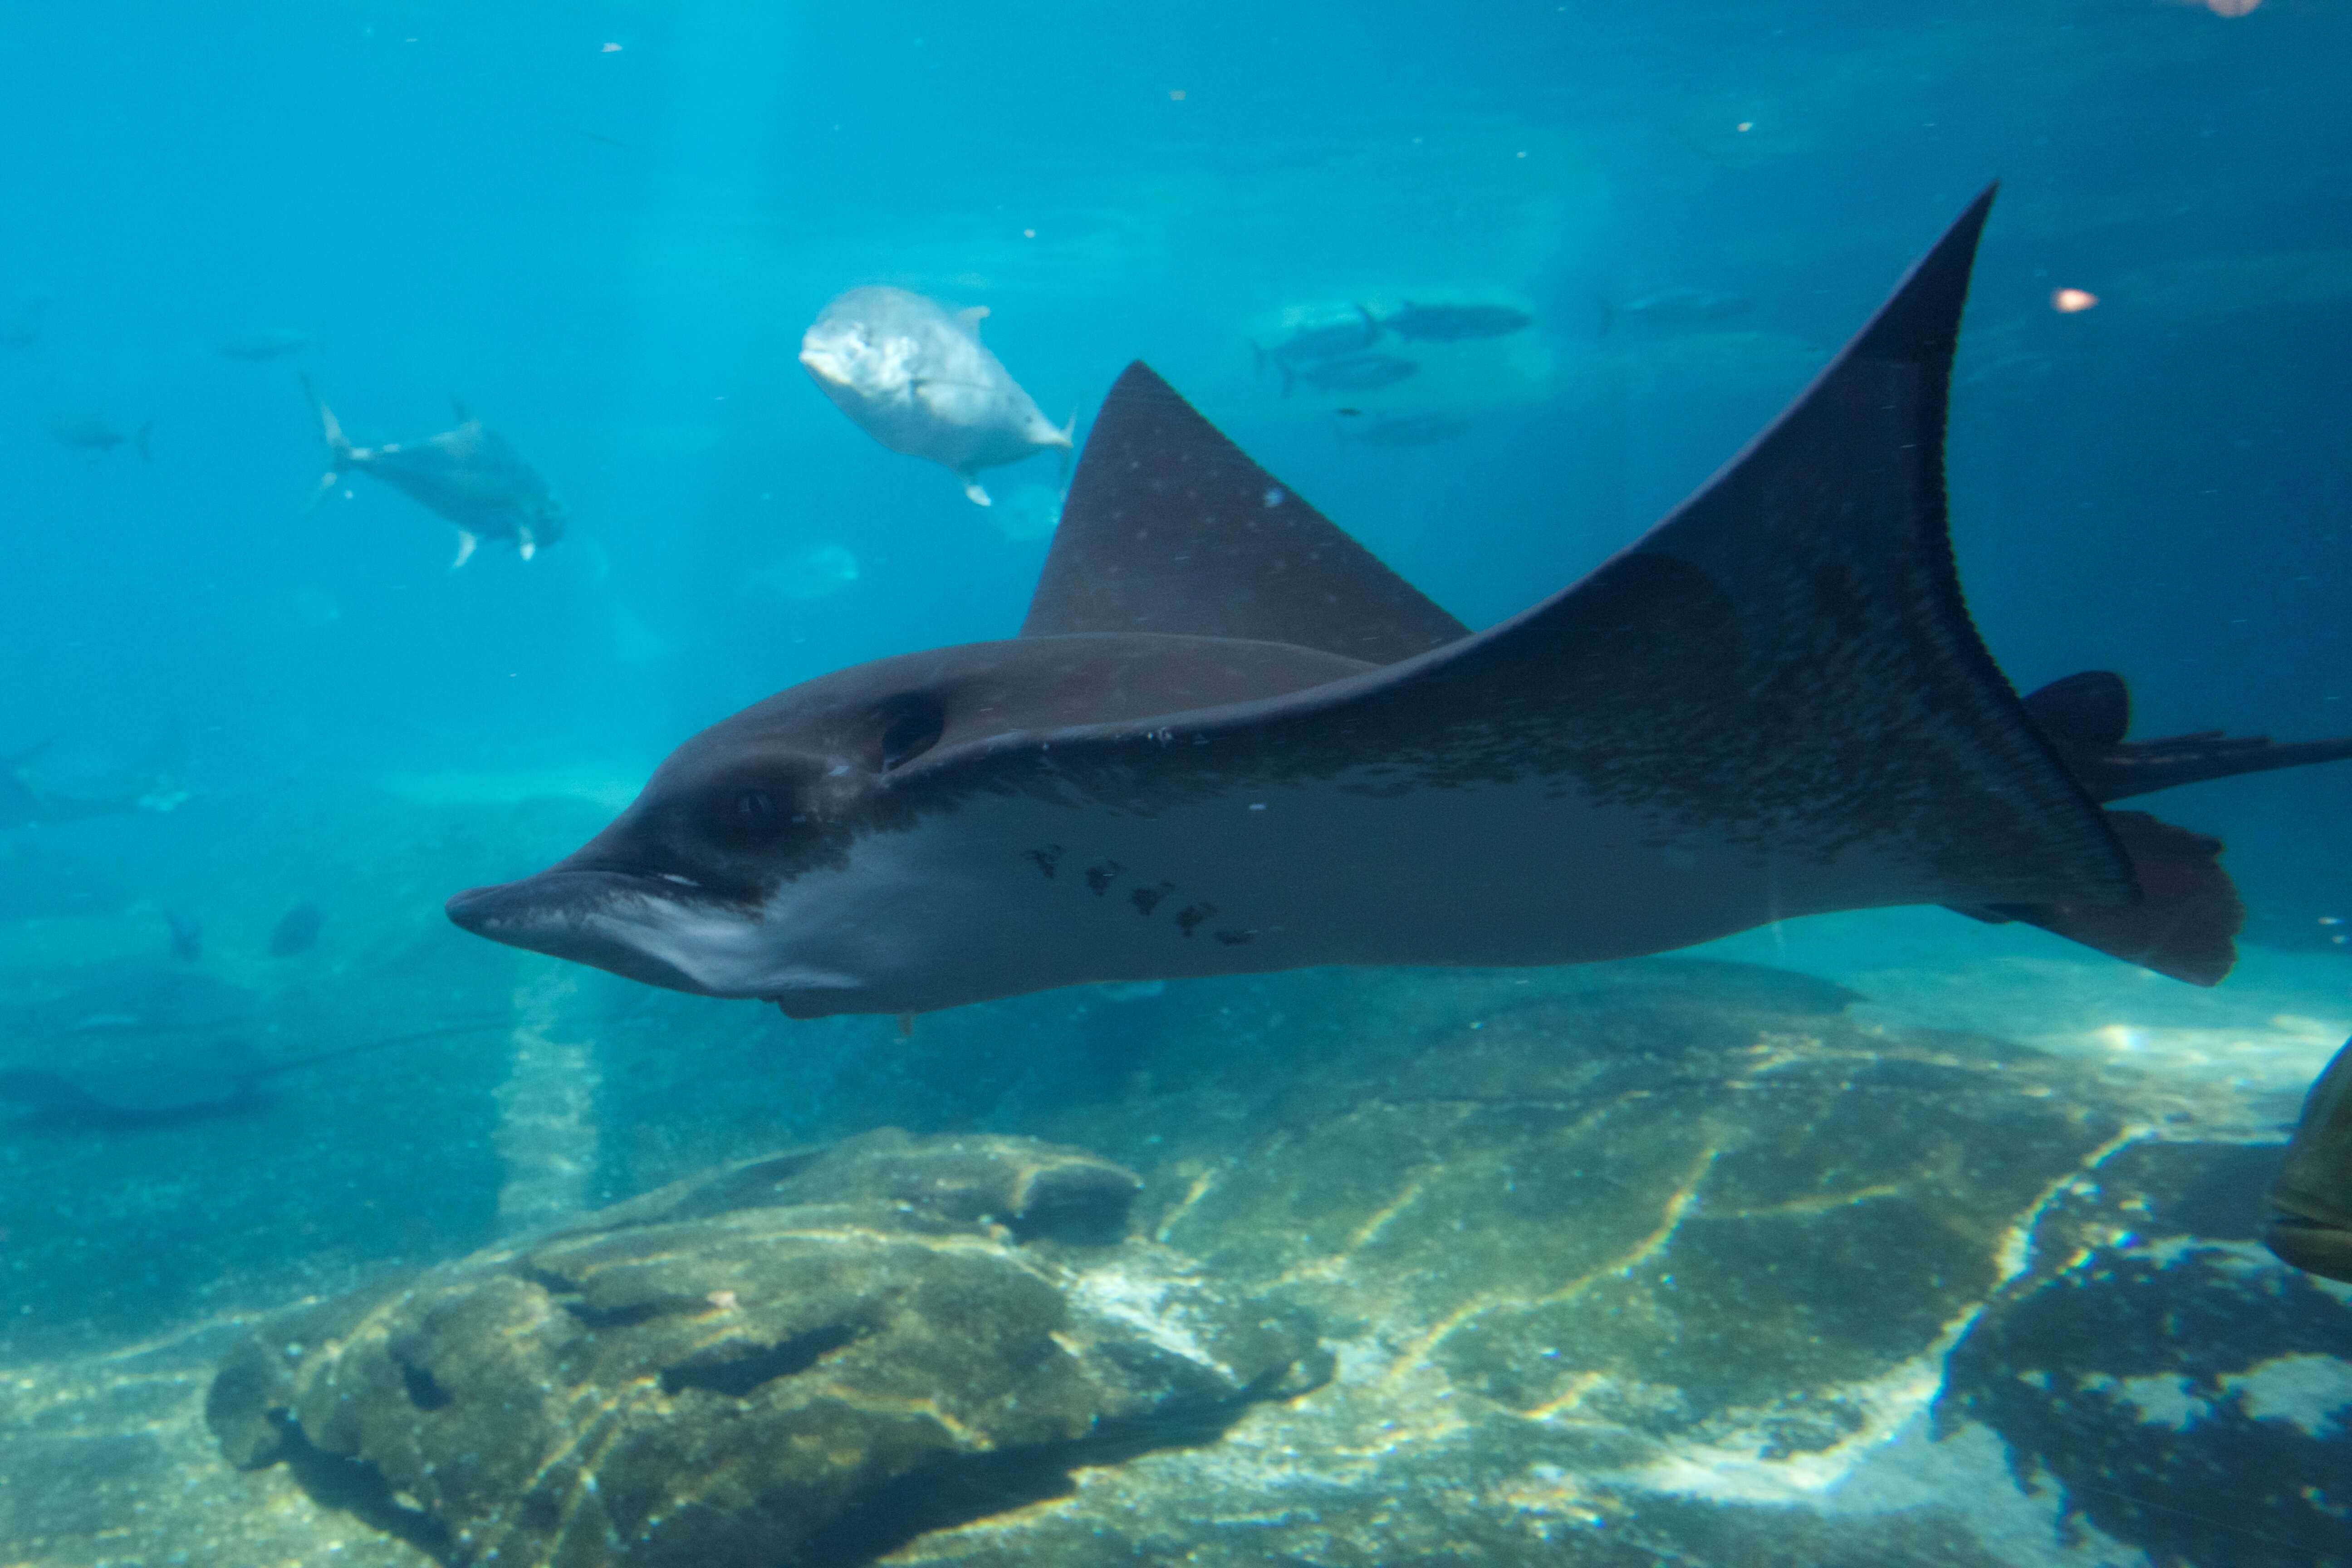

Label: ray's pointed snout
[442,868,716,997]
[443,872,597,943]
[445,867,600,948]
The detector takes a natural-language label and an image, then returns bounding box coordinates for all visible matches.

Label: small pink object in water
[2052,288,2099,314]
[2205,0,2259,15]
[602,41,623,53]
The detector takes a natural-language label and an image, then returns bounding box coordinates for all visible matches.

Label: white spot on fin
[450,531,479,570]
[962,476,993,507]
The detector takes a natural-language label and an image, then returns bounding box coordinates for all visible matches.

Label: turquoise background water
[8,3,2349,869]
[2,0,2348,1484]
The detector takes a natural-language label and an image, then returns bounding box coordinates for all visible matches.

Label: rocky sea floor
[0,786,2348,1567]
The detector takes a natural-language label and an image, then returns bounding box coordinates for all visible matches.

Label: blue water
[3,0,2350,1559]
[9,3,2348,839]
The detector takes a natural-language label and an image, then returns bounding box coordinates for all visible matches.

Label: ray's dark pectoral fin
[994,186,2137,929]
[1024,362,1469,663]
[1494,182,2132,914]
[1957,809,2244,985]
[928,191,2302,1004]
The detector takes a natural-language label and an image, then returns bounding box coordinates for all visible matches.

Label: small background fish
[1375,300,1532,341]
[302,378,567,565]
[46,410,149,458]
[266,901,324,957]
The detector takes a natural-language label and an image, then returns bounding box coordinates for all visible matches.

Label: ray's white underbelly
[755,774,1934,1016]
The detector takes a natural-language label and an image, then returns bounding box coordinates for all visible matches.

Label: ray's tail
[2024,670,2352,804]
[299,374,354,512]
[1950,671,2352,985]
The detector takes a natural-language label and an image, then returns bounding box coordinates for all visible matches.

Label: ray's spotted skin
[448,189,2352,1024]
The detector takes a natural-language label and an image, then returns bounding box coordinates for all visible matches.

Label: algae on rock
[208,1129,1328,1568]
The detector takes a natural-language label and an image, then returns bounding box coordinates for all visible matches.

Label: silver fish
[1597,286,1751,334]
[799,286,1071,508]
[302,378,566,568]
[1376,302,1531,342]
[1253,308,1384,386]
[47,410,149,459]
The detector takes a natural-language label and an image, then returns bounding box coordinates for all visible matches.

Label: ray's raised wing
[906,188,2136,923]
[1022,363,1468,662]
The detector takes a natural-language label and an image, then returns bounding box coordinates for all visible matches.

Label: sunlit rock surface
[1,957,2346,1567]
[203,1130,1327,1568]
[1940,1137,2352,1564]
[854,961,2352,1568]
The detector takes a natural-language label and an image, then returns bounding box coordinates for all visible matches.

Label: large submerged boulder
[1940,1136,2352,1564]
[856,960,2352,1568]
[206,1129,1328,1568]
